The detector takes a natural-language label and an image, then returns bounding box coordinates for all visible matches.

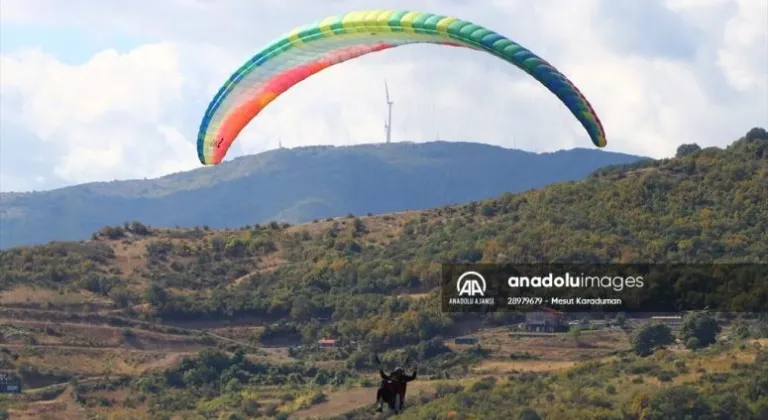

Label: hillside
[0,141,644,249]
[1,128,765,339]
[0,128,766,419]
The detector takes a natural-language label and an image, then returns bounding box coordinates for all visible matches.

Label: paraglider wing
[197,9,607,165]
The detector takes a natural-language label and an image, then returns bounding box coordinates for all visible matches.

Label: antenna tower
[384,80,393,144]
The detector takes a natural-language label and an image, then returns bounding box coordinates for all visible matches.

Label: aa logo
[456,271,486,297]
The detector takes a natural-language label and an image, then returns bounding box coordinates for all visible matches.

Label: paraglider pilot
[376,366,417,412]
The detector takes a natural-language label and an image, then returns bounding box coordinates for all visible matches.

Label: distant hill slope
[0,129,765,320]
[0,141,644,248]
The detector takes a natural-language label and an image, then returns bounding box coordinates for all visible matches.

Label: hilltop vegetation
[0,141,643,248]
[0,128,766,419]
[1,129,766,346]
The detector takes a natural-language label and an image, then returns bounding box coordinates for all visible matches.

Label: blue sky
[0,23,148,63]
[1,0,766,192]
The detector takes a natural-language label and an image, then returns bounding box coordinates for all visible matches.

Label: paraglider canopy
[197,9,607,165]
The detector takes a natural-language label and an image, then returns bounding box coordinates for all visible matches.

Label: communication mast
[384,80,393,144]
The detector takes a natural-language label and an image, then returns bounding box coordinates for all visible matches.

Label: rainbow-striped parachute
[197,9,607,165]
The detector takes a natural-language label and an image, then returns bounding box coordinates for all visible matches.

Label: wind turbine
[384,80,393,144]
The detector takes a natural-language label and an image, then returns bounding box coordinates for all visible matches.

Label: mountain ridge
[0,141,635,198]
[0,141,646,248]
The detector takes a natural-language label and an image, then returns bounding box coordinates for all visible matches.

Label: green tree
[145,284,168,307]
[680,311,721,349]
[648,386,712,420]
[313,371,329,386]
[745,127,768,141]
[676,144,701,158]
[129,221,151,235]
[731,318,751,339]
[632,323,674,357]
[223,378,242,394]
[711,392,751,420]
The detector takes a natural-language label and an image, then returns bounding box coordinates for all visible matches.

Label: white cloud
[0,0,766,191]
[717,0,768,92]
[1,43,200,184]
